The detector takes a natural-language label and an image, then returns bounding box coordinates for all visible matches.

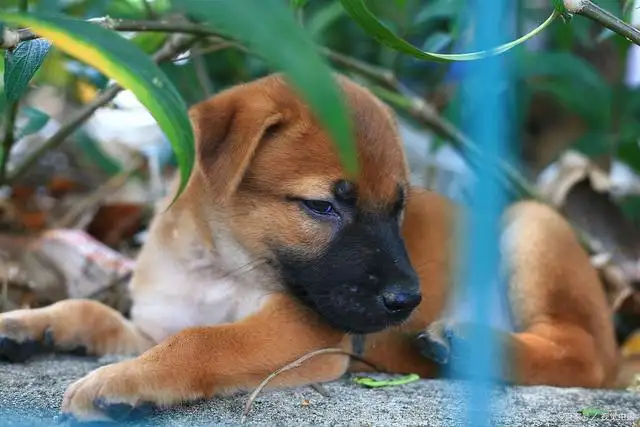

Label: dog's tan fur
[0,74,620,421]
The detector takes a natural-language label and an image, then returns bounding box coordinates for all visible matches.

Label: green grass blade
[175,0,358,175]
[340,0,560,62]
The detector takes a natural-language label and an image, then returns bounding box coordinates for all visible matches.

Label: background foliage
[1,0,640,387]
[1,0,637,195]
[0,0,639,245]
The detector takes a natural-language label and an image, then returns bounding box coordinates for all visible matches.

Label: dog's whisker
[216,258,268,280]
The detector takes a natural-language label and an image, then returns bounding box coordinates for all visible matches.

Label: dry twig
[0,252,9,312]
[52,157,145,229]
[241,347,383,424]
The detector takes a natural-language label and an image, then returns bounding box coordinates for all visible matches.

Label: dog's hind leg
[417,200,620,388]
[0,299,154,362]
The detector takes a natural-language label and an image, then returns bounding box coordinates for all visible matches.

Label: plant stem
[0,13,569,196]
[322,49,535,198]
[140,0,158,20]
[6,2,640,52]
[565,0,640,46]
[0,102,19,185]
[0,0,28,185]
[6,34,197,184]
[9,18,223,48]
[192,41,214,96]
[2,13,542,198]
[7,86,122,184]
[321,48,398,90]
[581,1,640,45]
[3,11,603,257]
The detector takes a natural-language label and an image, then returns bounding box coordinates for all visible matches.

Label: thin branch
[187,39,245,59]
[5,3,640,54]
[321,48,398,91]
[322,51,601,251]
[0,0,28,185]
[0,252,9,312]
[7,86,122,184]
[140,0,158,20]
[322,49,536,198]
[6,34,198,184]
[192,41,214,97]
[564,0,640,46]
[1,12,600,249]
[1,102,19,185]
[241,348,383,424]
[5,18,222,49]
[52,156,144,228]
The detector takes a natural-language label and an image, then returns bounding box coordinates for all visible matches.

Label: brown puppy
[0,74,619,422]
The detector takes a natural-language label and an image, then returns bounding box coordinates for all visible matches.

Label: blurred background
[0,0,639,389]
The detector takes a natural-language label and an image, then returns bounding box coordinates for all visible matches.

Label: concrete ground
[1,355,639,426]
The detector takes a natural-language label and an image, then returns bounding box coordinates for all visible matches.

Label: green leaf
[414,0,463,27]
[353,373,420,388]
[516,52,611,131]
[422,32,452,54]
[618,195,640,224]
[4,39,52,103]
[340,0,560,62]
[516,52,606,91]
[552,0,567,14]
[530,80,609,130]
[105,0,170,19]
[290,0,309,9]
[578,407,606,418]
[34,0,63,13]
[307,1,345,40]
[618,141,640,175]
[74,128,124,176]
[571,132,611,159]
[130,31,169,55]
[17,106,50,140]
[0,49,5,88]
[0,91,6,117]
[0,12,195,200]
[175,0,358,175]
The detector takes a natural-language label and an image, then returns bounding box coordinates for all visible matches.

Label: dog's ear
[189,88,282,205]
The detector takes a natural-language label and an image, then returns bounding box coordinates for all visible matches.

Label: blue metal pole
[452,1,513,426]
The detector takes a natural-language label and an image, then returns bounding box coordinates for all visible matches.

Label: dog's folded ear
[189,87,283,205]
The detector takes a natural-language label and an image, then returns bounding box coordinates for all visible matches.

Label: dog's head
[189,73,421,334]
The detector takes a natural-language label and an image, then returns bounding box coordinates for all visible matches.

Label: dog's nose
[381,290,422,312]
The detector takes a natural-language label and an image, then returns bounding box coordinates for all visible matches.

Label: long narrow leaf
[175,0,358,175]
[340,0,559,62]
[0,13,195,198]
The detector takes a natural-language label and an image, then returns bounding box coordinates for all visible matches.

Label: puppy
[0,74,619,422]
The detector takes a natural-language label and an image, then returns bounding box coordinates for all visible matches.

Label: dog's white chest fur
[128,230,274,344]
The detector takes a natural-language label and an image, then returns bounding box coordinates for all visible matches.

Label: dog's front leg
[0,299,154,362]
[60,293,349,422]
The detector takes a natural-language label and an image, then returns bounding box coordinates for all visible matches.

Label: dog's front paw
[61,362,156,423]
[0,311,56,363]
[417,320,500,368]
[416,319,460,365]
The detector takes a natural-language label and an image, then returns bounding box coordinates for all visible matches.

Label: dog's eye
[302,200,336,216]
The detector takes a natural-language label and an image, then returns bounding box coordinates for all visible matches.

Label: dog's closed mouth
[280,278,417,335]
